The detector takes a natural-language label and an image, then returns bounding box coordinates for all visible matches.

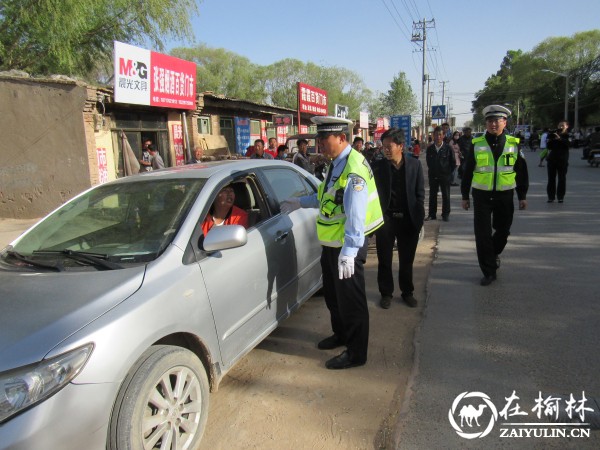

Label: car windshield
[8,178,206,267]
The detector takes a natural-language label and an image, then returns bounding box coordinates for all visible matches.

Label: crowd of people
[273,108,531,370]
[160,108,592,371]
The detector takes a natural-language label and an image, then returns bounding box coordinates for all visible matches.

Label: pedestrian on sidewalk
[546,121,570,203]
[449,131,462,186]
[425,126,456,222]
[280,116,383,370]
[461,105,529,286]
[372,128,425,309]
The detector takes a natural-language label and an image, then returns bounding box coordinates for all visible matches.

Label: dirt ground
[199,220,440,450]
[0,217,440,450]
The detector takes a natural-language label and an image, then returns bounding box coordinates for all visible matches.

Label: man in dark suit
[372,128,425,309]
[425,126,456,221]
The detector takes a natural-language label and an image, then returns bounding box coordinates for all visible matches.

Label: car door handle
[275,231,289,242]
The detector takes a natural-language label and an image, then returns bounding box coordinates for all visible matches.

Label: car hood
[0,268,145,371]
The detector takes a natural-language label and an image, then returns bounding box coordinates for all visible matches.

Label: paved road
[394,149,600,449]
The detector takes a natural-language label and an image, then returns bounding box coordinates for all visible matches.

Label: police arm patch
[349,175,366,192]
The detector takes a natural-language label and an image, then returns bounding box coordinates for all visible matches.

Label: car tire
[108,345,209,450]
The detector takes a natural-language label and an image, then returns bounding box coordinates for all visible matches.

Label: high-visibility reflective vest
[316,151,383,247]
[471,135,519,191]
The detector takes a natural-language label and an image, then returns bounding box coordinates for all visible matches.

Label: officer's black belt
[389,212,404,219]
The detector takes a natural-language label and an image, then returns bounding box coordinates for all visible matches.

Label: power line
[379,0,411,41]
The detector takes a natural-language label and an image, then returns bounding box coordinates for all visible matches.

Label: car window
[261,168,315,203]
[11,179,205,264]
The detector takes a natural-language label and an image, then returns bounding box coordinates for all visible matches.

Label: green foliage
[473,30,600,129]
[380,72,418,116]
[262,59,373,119]
[171,45,266,103]
[0,0,198,76]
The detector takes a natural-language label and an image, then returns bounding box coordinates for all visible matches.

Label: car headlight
[0,343,94,423]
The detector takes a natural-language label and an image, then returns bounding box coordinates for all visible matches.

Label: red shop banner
[172,124,185,166]
[298,82,328,116]
[151,52,196,110]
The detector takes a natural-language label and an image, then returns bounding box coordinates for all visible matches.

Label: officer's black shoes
[424,216,436,221]
[442,216,449,222]
[317,334,344,350]
[325,350,366,370]
[558,199,564,203]
[495,256,501,269]
[547,199,554,203]
[402,295,418,308]
[480,274,497,286]
[380,295,392,309]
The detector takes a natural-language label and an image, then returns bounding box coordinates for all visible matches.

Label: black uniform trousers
[546,161,568,201]
[375,215,420,298]
[473,189,514,277]
[320,239,369,364]
[428,176,451,219]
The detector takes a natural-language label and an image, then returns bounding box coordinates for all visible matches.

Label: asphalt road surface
[394,148,600,449]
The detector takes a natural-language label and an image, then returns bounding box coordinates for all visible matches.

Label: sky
[166,0,600,127]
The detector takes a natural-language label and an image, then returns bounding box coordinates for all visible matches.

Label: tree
[171,45,266,103]
[472,31,600,129]
[380,72,418,117]
[0,0,198,76]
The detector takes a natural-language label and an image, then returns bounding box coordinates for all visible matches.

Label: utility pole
[440,81,448,106]
[412,18,435,140]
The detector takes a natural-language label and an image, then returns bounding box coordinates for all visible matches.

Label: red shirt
[202,205,249,235]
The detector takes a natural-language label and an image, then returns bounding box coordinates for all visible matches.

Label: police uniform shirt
[460,131,529,200]
[299,144,368,257]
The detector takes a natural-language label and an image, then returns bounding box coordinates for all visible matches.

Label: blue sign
[389,115,412,148]
[432,105,446,120]
[234,117,251,155]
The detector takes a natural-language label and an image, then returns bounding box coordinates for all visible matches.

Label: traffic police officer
[281,116,383,369]
[461,105,529,286]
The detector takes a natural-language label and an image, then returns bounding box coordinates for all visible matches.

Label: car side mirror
[201,225,248,252]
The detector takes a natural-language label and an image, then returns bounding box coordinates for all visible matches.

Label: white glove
[338,254,355,279]
[280,198,301,214]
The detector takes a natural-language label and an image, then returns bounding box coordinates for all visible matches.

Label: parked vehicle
[0,160,323,449]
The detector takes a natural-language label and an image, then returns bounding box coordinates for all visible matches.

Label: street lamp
[541,69,569,122]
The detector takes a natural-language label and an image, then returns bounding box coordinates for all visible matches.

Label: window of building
[198,116,211,134]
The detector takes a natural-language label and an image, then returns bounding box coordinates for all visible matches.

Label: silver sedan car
[0,160,322,450]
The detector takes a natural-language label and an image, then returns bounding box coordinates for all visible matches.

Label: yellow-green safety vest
[316,150,383,247]
[471,134,520,191]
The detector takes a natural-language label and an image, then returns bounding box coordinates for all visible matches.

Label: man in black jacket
[546,121,570,203]
[425,126,456,221]
[372,128,425,308]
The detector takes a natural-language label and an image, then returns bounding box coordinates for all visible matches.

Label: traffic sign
[389,115,411,147]
[432,105,446,120]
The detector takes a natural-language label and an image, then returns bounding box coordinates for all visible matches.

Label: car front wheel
[108,345,209,450]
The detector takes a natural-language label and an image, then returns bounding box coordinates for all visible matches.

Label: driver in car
[201,184,249,235]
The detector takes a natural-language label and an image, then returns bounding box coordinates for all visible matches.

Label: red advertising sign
[172,124,185,166]
[151,52,196,110]
[276,126,287,144]
[114,41,196,110]
[298,82,328,116]
[96,147,109,184]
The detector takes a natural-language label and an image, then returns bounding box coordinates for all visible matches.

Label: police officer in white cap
[281,116,383,369]
[461,105,529,286]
